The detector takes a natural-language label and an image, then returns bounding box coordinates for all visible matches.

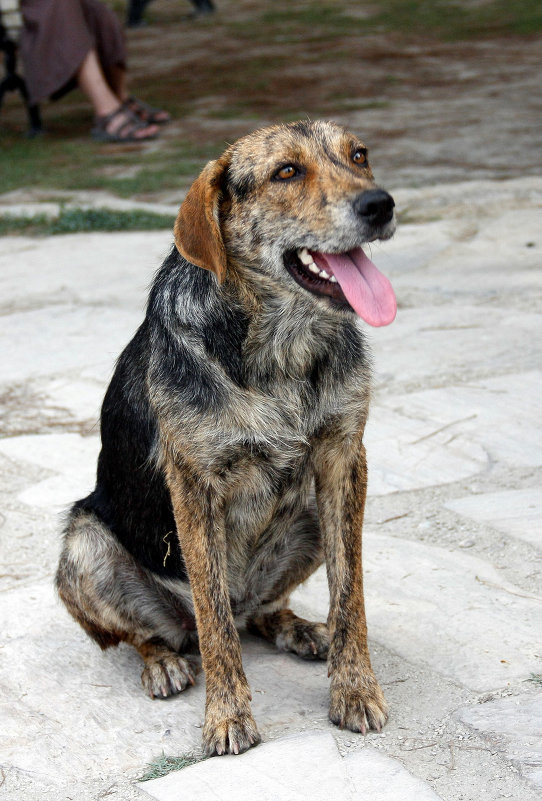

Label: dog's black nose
[354,189,395,227]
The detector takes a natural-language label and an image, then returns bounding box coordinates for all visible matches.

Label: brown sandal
[91,106,159,142]
[122,95,171,125]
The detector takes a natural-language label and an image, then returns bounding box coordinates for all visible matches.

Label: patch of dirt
[0,384,94,437]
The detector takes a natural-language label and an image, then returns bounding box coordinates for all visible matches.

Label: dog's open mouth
[284,247,397,327]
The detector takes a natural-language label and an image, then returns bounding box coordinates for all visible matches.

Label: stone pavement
[0,177,541,801]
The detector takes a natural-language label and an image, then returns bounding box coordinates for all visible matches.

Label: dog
[56,119,397,756]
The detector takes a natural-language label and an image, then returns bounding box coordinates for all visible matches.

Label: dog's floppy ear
[174,155,230,283]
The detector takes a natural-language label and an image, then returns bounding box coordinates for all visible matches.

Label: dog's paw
[329,678,388,734]
[141,653,198,698]
[277,619,329,661]
[202,711,261,756]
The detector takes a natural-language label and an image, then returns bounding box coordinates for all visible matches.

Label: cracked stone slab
[0,581,202,790]
[445,489,542,549]
[0,433,100,510]
[0,305,142,385]
[391,177,542,222]
[369,305,542,391]
[0,576,346,794]
[365,405,488,495]
[459,695,542,789]
[414,208,541,298]
[292,534,542,692]
[138,731,443,801]
[0,231,172,313]
[367,371,542,495]
[39,375,107,424]
[376,201,541,300]
[0,579,375,796]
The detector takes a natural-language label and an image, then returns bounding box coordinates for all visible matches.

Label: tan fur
[174,155,230,282]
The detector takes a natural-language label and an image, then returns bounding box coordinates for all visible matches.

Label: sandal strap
[95,105,129,128]
[123,95,171,123]
[93,106,156,141]
[124,95,160,115]
[115,111,148,137]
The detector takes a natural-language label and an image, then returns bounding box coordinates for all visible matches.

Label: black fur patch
[225,168,256,201]
[286,120,313,139]
[71,248,254,578]
[73,323,187,579]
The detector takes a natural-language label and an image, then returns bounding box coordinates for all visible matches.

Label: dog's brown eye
[352,150,367,166]
[275,165,297,180]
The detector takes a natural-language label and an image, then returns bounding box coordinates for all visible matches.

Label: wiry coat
[56,120,395,756]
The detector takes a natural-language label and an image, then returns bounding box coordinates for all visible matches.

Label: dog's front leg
[313,434,388,734]
[166,462,260,756]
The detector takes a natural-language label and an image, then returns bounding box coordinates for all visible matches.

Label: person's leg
[80,0,170,127]
[100,61,170,125]
[77,49,159,139]
[108,63,127,103]
[77,48,119,116]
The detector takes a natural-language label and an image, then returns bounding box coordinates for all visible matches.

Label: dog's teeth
[319,270,330,280]
[329,275,338,283]
[298,248,313,265]
[308,263,320,274]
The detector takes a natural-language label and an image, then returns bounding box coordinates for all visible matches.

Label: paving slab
[292,534,542,692]
[370,372,542,481]
[0,581,202,789]
[368,304,542,392]
[0,189,178,221]
[0,231,172,314]
[459,695,542,789]
[139,732,443,801]
[445,489,542,549]
[0,305,142,385]
[364,371,542,495]
[0,433,100,509]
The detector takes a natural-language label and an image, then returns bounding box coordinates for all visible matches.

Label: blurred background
[0,0,541,226]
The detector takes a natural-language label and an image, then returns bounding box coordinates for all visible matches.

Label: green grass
[231,0,542,43]
[369,0,542,39]
[257,3,361,43]
[526,673,542,685]
[0,207,174,236]
[138,752,207,782]
[0,214,51,237]
[0,136,215,197]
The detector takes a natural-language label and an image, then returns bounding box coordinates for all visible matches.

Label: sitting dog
[56,120,397,756]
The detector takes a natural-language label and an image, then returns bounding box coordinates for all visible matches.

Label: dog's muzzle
[283,185,398,325]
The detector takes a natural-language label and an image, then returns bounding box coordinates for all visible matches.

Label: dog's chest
[188,313,369,604]
[221,435,313,605]
[218,372,361,606]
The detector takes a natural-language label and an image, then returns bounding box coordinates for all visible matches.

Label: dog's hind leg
[56,507,198,697]
[247,609,329,660]
[247,505,329,660]
[136,639,198,698]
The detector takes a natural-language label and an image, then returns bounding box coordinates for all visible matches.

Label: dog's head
[174,120,397,326]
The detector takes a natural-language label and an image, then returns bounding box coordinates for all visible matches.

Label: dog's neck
[224,270,366,387]
[151,251,368,394]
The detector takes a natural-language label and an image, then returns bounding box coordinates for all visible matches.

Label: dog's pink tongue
[314,247,397,326]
